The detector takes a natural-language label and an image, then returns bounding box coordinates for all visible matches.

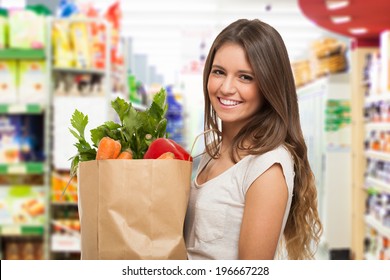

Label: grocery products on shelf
[0,115,45,164]
[2,236,44,260]
[292,59,314,88]
[0,4,51,260]
[292,37,349,88]
[166,85,185,147]
[0,186,45,226]
[311,37,348,77]
[53,71,105,97]
[8,6,50,50]
[50,205,80,255]
[362,30,390,260]
[0,60,47,105]
[364,226,390,260]
[51,171,77,203]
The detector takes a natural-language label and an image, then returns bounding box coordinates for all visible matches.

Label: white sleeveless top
[184,145,295,260]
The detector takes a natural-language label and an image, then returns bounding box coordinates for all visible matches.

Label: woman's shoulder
[241,145,295,192]
[247,145,294,166]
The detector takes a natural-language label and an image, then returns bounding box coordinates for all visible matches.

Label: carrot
[96,136,121,160]
[157,152,175,159]
[117,149,133,159]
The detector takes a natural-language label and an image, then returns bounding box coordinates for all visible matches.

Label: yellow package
[69,21,91,69]
[52,21,74,68]
[0,15,8,49]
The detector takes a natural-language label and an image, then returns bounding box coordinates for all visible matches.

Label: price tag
[8,104,26,113]
[1,225,21,235]
[8,164,26,174]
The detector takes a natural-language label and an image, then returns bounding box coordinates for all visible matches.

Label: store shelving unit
[0,26,51,260]
[47,17,112,260]
[350,45,378,260]
[298,72,353,259]
[355,32,390,260]
[366,175,390,193]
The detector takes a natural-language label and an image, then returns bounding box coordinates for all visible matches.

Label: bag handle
[189,128,219,160]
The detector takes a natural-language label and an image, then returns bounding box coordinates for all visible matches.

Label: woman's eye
[211,69,224,75]
[240,74,253,81]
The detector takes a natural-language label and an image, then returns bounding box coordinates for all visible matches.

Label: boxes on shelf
[0,186,45,226]
[3,237,44,260]
[18,60,46,104]
[292,59,314,88]
[0,60,17,103]
[310,37,348,77]
[50,203,80,253]
[0,115,45,163]
[51,172,78,203]
[69,21,92,69]
[0,60,47,105]
[8,9,46,49]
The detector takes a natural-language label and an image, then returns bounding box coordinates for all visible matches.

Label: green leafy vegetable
[68,110,97,177]
[69,88,168,176]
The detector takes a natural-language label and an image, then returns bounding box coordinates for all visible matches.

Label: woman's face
[207,43,263,131]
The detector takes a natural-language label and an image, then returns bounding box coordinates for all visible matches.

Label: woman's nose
[220,76,237,95]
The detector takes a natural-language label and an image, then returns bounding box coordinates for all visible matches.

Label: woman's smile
[218,97,243,107]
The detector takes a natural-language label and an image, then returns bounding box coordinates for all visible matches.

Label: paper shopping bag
[77,159,192,260]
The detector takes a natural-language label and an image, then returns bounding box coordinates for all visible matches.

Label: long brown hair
[202,19,322,259]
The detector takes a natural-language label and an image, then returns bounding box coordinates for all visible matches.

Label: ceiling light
[349,28,368,35]
[325,0,350,10]
[330,16,351,24]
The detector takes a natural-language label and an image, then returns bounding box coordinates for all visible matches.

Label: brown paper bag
[77,159,192,260]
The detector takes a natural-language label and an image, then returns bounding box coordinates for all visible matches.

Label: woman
[184,19,322,260]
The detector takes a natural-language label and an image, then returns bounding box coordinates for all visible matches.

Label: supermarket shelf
[365,215,390,238]
[365,93,390,104]
[0,103,44,114]
[365,176,390,193]
[365,150,390,161]
[0,49,46,60]
[52,66,106,75]
[0,225,44,236]
[364,122,390,131]
[0,162,45,175]
[51,202,78,206]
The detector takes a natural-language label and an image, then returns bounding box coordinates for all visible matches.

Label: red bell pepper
[144,138,193,161]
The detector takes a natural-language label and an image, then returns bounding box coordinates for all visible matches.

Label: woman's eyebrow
[211,64,224,69]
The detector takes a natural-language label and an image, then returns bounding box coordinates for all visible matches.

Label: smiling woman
[207,42,262,133]
[184,18,322,260]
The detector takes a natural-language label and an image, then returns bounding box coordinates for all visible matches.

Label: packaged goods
[69,20,91,69]
[8,9,46,49]
[0,60,17,103]
[18,60,46,104]
[52,21,74,67]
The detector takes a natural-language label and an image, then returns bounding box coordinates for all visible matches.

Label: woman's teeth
[219,98,240,106]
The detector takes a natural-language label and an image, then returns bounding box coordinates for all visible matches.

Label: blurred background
[0,0,389,260]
